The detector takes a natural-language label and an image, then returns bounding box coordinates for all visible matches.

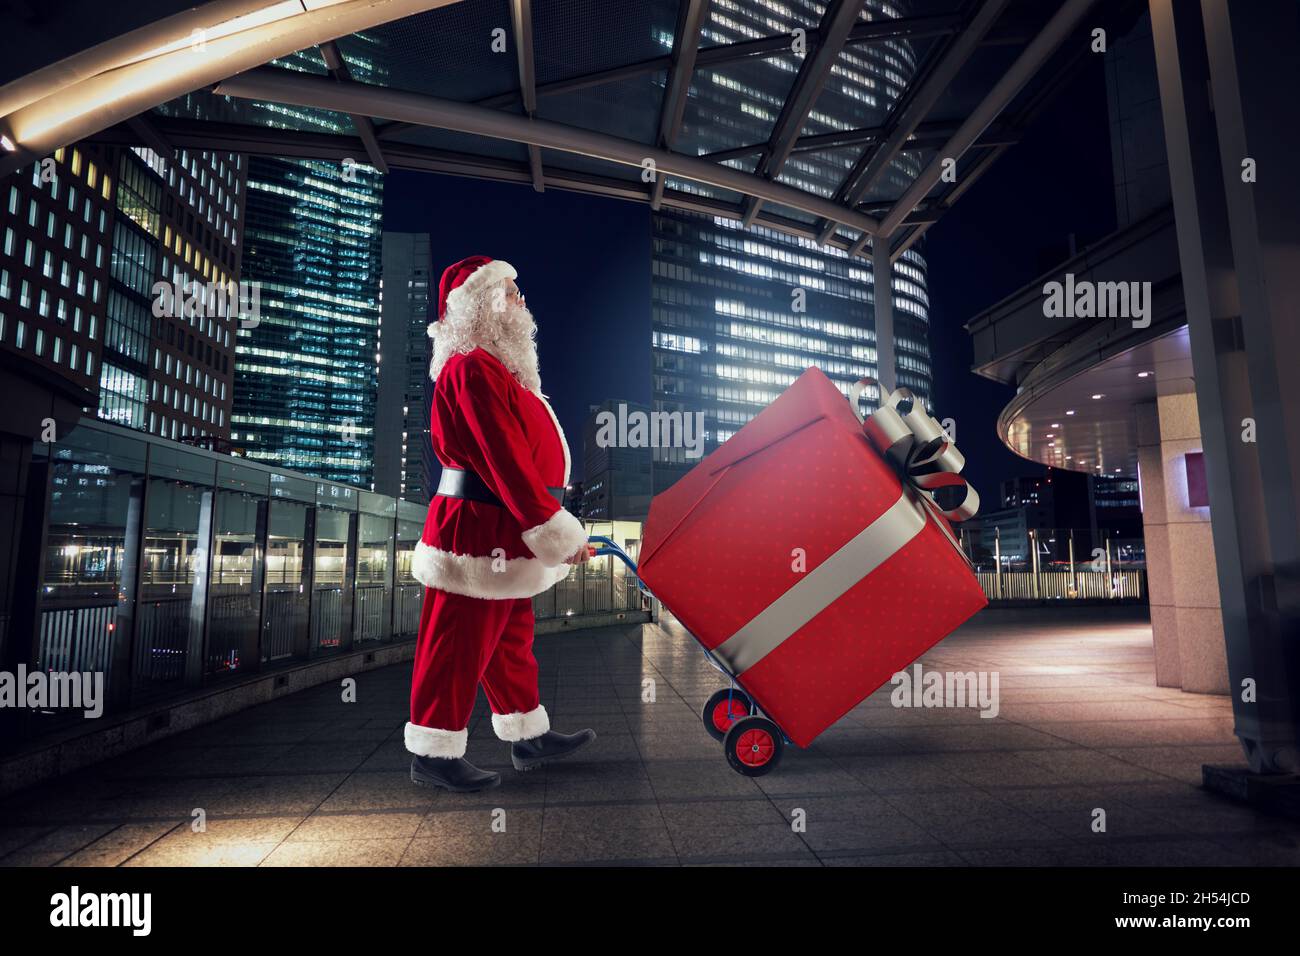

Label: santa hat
[435,255,518,321]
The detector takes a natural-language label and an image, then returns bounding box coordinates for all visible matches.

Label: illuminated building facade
[650,0,933,491]
[373,232,433,503]
[230,48,386,487]
[105,146,246,443]
[0,144,246,444]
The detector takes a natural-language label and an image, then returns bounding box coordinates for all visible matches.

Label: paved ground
[2,607,1298,866]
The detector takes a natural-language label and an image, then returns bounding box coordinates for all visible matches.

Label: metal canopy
[0,0,1130,260]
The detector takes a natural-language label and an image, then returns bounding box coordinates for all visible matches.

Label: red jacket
[411,348,587,599]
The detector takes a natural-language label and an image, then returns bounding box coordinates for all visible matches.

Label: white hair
[428,278,541,394]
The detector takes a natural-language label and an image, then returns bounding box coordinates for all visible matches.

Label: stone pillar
[1137,393,1228,694]
[1152,0,1300,771]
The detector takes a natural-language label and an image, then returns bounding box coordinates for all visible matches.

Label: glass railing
[955,526,1147,602]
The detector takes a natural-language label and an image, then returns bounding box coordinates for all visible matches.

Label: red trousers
[406,587,547,758]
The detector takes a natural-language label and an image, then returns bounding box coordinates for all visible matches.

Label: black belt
[437,467,565,507]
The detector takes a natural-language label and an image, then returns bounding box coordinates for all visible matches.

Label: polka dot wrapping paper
[639,367,988,748]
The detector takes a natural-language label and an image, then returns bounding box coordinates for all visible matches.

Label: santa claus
[406,255,595,792]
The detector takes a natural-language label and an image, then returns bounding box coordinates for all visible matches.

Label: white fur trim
[521,507,587,566]
[491,705,550,742]
[405,722,468,759]
[534,392,572,486]
[438,259,517,325]
[411,540,570,599]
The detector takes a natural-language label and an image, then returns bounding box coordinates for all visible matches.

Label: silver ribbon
[712,492,927,675]
[852,378,980,523]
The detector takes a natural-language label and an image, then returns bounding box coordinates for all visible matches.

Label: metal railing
[974,568,1146,602]
[533,551,646,621]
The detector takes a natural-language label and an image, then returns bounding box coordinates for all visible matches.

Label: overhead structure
[0,0,1136,382]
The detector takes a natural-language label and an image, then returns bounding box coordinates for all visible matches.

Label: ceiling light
[1066,410,1075,416]
[1051,423,1060,428]
[0,135,14,152]
[1137,371,1150,378]
[1091,394,1104,400]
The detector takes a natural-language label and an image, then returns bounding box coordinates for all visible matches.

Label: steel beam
[91,114,871,258]
[0,0,272,119]
[815,0,1011,244]
[212,67,882,236]
[650,0,711,210]
[702,119,1019,164]
[320,40,390,174]
[509,0,544,191]
[875,0,1099,239]
[875,1,1109,263]
[741,0,862,228]
[125,111,173,157]
[0,0,462,178]
[471,12,1010,113]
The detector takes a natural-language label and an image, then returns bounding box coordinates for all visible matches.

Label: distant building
[649,0,934,494]
[374,232,432,503]
[0,144,246,445]
[230,48,386,487]
[963,470,1144,569]
[582,399,652,521]
[562,480,583,521]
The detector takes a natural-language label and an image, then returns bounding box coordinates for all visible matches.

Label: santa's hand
[564,545,594,565]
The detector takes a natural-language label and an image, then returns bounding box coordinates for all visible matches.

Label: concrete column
[1137,395,1228,693]
[1151,0,1300,771]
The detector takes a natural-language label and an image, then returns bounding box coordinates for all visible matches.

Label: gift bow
[850,378,980,523]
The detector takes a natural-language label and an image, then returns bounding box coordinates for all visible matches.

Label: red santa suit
[406,256,588,760]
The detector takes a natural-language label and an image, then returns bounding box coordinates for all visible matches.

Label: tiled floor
[2,607,1299,866]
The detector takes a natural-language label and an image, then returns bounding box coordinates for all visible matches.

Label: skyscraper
[581,399,654,521]
[374,232,433,503]
[230,49,386,487]
[0,143,246,445]
[650,0,933,491]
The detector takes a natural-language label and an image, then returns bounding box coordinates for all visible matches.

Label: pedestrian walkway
[1,608,1297,866]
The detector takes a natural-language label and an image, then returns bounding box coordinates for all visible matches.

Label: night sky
[382,54,1117,502]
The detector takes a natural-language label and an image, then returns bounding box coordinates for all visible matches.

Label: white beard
[429,285,542,394]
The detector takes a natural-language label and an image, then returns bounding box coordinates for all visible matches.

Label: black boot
[410,755,501,792]
[510,728,596,771]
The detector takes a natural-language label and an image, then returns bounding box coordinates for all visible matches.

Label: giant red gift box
[638,366,987,748]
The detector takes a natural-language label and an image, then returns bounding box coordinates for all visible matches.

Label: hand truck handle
[587,535,652,596]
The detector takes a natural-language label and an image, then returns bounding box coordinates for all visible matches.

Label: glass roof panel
[676,51,804,157]
[664,177,747,206]
[531,0,680,85]
[333,1,518,102]
[775,144,861,199]
[536,72,669,145]
[801,33,940,138]
[698,0,824,49]
[379,126,532,165]
[537,148,662,196]
[157,75,352,138]
[920,43,1025,126]
[856,146,932,205]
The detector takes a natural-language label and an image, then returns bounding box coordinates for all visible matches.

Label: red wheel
[723,716,784,776]
[702,688,752,741]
